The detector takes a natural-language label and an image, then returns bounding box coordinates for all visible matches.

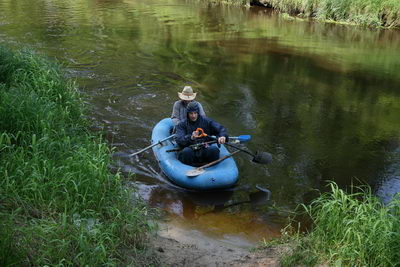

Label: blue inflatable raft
[151,118,239,190]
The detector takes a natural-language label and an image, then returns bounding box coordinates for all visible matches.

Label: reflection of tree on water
[146,185,280,240]
[211,188,271,212]
[147,186,234,219]
[375,146,400,204]
[147,185,270,218]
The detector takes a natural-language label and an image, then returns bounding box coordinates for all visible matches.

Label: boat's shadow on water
[179,185,271,209]
[135,181,272,219]
[111,150,272,219]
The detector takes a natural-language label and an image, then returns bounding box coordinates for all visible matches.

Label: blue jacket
[176,115,228,147]
[171,100,206,126]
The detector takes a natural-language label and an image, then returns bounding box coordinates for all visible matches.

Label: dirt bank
[152,221,287,266]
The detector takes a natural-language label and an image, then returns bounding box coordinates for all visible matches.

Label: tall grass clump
[0,46,157,266]
[315,0,400,27]
[250,0,400,28]
[280,182,400,266]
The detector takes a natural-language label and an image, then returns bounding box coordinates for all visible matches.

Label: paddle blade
[186,168,205,177]
[249,186,271,205]
[249,191,270,205]
[229,135,251,143]
[237,135,251,143]
[252,151,272,164]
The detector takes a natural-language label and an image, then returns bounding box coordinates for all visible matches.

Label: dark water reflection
[1,0,400,244]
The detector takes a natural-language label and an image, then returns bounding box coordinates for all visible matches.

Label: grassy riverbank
[277,183,400,266]
[257,0,400,28]
[0,47,156,266]
[207,0,400,28]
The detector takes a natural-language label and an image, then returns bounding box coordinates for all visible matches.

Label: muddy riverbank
[152,221,287,266]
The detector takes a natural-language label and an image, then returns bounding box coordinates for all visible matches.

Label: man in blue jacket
[175,102,228,166]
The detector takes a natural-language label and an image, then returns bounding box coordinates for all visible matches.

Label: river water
[1,0,400,246]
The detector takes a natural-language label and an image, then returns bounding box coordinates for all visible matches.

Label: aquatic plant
[279,182,400,266]
[0,46,157,266]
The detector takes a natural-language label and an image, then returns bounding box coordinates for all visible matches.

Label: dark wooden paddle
[186,150,241,177]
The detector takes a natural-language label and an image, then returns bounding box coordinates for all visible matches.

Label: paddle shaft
[223,142,255,157]
[167,135,250,153]
[197,150,240,170]
[224,142,272,164]
[166,140,218,152]
[130,134,175,157]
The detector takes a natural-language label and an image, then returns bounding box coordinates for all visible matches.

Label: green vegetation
[205,0,249,5]
[260,0,400,28]
[277,183,400,266]
[0,46,156,266]
[215,0,400,28]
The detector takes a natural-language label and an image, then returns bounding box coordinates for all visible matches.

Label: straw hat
[178,86,197,101]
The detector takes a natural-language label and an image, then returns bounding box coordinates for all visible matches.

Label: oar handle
[209,135,251,143]
[166,148,181,153]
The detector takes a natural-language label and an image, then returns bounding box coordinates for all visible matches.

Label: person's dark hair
[186,101,199,113]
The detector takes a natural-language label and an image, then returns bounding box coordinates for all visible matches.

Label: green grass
[275,0,400,27]
[213,0,400,28]
[195,0,250,6]
[274,182,400,266]
[0,46,157,266]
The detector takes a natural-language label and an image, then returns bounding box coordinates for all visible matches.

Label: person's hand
[218,136,226,144]
[191,131,199,140]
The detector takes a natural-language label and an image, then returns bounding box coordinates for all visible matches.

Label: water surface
[1,0,400,245]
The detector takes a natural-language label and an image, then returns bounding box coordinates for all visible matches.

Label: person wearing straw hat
[171,86,206,126]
